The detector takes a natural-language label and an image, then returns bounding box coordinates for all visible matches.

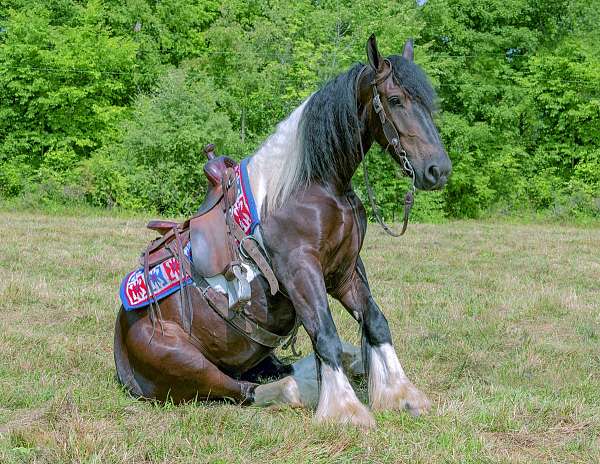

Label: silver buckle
[373,94,383,113]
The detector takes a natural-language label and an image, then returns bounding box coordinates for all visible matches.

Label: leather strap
[362,153,414,237]
[221,168,279,296]
[174,227,192,334]
[206,298,290,348]
[355,63,416,237]
[143,246,164,339]
[229,221,279,296]
[178,250,289,348]
[147,220,179,235]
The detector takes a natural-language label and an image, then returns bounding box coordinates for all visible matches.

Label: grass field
[0,210,599,463]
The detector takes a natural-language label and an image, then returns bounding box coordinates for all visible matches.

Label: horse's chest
[262,189,366,288]
[319,194,366,289]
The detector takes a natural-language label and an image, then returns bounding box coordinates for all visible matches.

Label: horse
[114,34,451,428]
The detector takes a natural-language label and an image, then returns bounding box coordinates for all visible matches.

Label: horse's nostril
[429,165,440,181]
[425,164,441,185]
[422,158,451,189]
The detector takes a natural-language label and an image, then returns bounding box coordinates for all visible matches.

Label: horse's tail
[113,306,144,398]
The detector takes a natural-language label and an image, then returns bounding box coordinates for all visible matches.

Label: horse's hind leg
[254,343,364,409]
[122,316,255,404]
[240,353,293,383]
[334,257,431,416]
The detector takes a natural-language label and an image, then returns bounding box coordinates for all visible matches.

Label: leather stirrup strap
[172,226,193,334]
[144,247,164,338]
[222,168,279,295]
[229,221,279,296]
[178,249,288,348]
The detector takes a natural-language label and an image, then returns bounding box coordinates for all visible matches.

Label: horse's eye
[388,96,403,107]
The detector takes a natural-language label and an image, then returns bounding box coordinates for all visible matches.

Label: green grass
[1,210,599,463]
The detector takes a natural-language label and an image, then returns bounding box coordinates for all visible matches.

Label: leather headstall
[358,62,416,237]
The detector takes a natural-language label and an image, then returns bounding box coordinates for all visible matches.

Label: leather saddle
[143,144,278,296]
[145,144,239,279]
[138,144,284,347]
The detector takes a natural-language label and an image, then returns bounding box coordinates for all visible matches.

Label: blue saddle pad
[119,243,192,311]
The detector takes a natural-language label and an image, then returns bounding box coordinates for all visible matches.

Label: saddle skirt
[119,158,262,311]
[120,243,193,311]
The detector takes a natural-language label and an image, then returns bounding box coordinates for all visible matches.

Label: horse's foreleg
[273,256,375,428]
[334,258,431,416]
[253,343,363,409]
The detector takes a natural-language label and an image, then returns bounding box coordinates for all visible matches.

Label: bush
[0,156,34,197]
[83,64,238,214]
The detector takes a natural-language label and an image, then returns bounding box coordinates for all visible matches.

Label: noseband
[357,62,416,237]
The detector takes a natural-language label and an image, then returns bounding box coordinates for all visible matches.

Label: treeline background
[1,0,599,220]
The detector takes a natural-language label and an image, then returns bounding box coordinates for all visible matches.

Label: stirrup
[232,264,251,302]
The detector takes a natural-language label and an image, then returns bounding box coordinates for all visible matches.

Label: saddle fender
[190,197,235,278]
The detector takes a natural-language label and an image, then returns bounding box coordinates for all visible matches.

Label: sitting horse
[114,34,451,428]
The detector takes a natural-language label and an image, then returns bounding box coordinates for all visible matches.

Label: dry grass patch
[1,211,599,463]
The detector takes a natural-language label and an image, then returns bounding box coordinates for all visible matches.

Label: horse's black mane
[298,55,437,187]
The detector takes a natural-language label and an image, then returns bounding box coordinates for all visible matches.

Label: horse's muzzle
[419,155,451,190]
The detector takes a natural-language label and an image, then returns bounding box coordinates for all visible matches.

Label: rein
[356,63,416,237]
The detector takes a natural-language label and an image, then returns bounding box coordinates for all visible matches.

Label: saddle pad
[233,158,260,235]
[120,243,193,311]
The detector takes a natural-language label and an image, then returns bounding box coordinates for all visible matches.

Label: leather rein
[356,62,416,237]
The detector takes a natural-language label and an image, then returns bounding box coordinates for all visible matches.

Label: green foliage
[82,64,237,214]
[419,0,600,218]
[519,38,600,210]
[0,0,599,220]
[0,1,139,196]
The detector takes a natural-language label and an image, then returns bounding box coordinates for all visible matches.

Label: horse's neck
[247,97,373,220]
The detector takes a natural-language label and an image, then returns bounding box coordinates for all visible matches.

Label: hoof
[371,382,431,416]
[403,383,431,416]
[254,376,303,407]
[315,399,376,429]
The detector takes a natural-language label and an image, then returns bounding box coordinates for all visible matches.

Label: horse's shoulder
[262,185,364,265]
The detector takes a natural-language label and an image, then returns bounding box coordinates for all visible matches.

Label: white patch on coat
[247,99,310,217]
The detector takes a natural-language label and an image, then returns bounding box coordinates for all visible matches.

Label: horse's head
[361,34,451,190]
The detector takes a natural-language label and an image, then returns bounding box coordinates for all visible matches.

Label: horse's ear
[403,38,414,61]
[366,33,384,72]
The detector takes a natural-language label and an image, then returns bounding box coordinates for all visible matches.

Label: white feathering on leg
[315,364,375,428]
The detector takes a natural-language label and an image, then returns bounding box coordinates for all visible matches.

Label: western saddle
[140,144,285,348]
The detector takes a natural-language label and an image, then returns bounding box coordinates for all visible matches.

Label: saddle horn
[204,143,216,160]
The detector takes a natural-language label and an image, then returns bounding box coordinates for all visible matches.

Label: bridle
[356,62,416,237]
